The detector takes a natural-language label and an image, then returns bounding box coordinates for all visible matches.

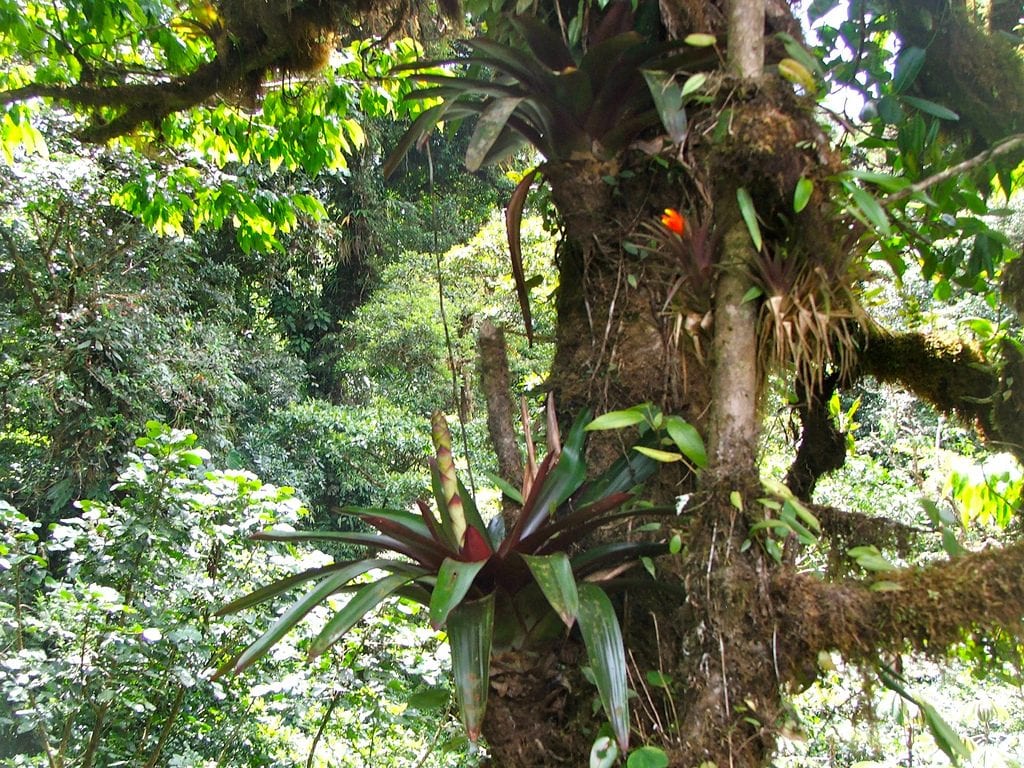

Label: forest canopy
[3,1,1024,767]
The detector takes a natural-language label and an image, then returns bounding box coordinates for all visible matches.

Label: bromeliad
[216,407,677,751]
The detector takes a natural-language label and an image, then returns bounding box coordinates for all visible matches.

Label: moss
[893,0,1024,157]
[773,540,1024,686]
[860,328,1024,462]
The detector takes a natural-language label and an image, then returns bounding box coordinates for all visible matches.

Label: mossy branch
[0,0,458,142]
[857,328,1024,461]
[774,540,1024,680]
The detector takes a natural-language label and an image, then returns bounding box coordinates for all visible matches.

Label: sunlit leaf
[429,557,487,628]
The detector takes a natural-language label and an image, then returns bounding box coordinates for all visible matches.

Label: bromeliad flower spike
[661,207,686,235]
[215,408,674,752]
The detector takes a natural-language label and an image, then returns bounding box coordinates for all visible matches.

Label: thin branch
[142,684,186,768]
[305,691,342,768]
[885,132,1024,204]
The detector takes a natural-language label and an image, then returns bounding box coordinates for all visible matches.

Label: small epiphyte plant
[217,407,679,751]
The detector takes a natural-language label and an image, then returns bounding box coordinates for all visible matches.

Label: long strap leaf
[577,584,630,752]
[506,167,539,344]
[223,561,398,676]
[308,572,415,660]
[448,594,495,745]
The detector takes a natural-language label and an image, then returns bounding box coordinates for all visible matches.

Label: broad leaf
[585,407,648,431]
[665,416,707,468]
[642,69,687,144]
[429,557,487,628]
[522,552,580,627]
[578,584,630,752]
[448,594,495,744]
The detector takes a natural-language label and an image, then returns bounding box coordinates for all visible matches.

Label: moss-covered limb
[889,0,1024,154]
[772,540,1024,683]
[0,0,456,142]
[785,374,846,500]
[857,328,1024,461]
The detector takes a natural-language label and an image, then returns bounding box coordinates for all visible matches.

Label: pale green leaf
[794,177,813,212]
[736,187,763,251]
[684,33,716,47]
[633,445,682,463]
[585,408,648,431]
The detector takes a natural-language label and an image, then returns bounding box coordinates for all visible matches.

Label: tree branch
[774,540,1024,682]
[785,373,847,500]
[856,327,1024,462]
[885,133,1024,205]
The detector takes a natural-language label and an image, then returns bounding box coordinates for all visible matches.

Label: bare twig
[885,132,1024,205]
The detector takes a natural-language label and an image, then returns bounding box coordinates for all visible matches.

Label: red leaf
[460,525,494,561]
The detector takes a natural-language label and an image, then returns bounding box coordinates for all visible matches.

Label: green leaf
[585,407,648,431]
[578,584,630,752]
[847,545,897,572]
[309,572,414,659]
[627,746,670,768]
[892,46,926,94]
[901,95,959,122]
[429,557,487,628]
[482,469,524,504]
[794,177,813,212]
[741,286,763,303]
[448,594,495,744]
[665,415,707,468]
[642,69,688,144]
[920,701,972,761]
[736,187,763,251]
[684,33,716,47]
[227,563,383,674]
[522,552,580,628]
[633,445,682,463]
[776,32,823,76]
[215,559,403,617]
[681,72,707,99]
[844,182,891,235]
[407,686,451,711]
[466,96,525,172]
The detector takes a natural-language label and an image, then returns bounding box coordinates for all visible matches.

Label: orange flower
[661,208,685,235]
